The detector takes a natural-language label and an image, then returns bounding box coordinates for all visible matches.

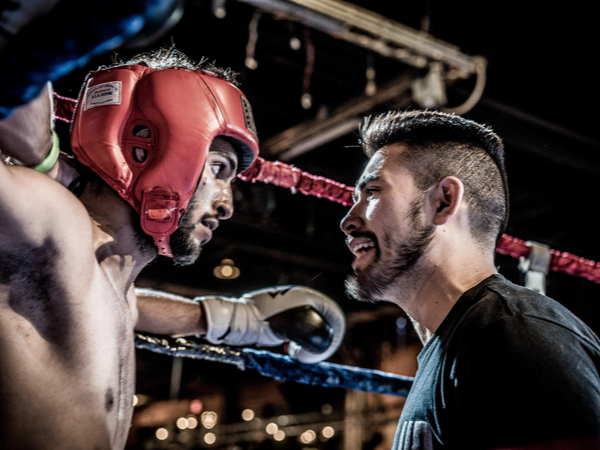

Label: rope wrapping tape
[238,157,355,207]
[135,333,414,397]
[239,156,600,287]
[53,93,77,123]
[497,235,600,285]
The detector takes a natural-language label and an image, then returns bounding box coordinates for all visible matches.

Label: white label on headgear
[84,81,122,110]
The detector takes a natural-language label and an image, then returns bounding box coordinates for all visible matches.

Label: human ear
[431,176,464,225]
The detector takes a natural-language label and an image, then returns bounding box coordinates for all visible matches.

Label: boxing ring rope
[239,156,600,286]
[135,333,414,397]
[54,94,600,396]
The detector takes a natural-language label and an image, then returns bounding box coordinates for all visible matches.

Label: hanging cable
[301,25,315,109]
[245,10,262,70]
[288,22,302,50]
[365,54,376,96]
[211,0,227,19]
[443,55,487,115]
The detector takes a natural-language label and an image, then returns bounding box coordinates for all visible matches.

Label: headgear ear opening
[71,64,259,257]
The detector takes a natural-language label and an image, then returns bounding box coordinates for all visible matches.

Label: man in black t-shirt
[341,110,600,449]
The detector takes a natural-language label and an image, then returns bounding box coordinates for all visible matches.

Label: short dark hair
[108,44,239,85]
[360,110,508,249]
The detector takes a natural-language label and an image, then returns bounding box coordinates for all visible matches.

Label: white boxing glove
[196,285,346,363]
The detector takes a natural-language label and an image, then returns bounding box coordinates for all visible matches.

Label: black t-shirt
[393,274,600,450]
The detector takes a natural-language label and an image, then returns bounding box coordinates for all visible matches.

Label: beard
[345,197,434,303]
[131,212,203,266]
[169,221,202,266]
[131,193,210,265]
[169,198,214,266]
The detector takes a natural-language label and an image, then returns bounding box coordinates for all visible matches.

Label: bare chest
[0,245,136,449]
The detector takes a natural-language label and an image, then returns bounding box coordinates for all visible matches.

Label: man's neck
[393,247,497,344]
[80,178,157,296]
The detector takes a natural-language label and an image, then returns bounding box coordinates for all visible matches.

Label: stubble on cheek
[345,203,434,304]
[169,209,202,266]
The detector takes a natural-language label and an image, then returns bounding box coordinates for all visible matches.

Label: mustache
[345,230,378,247]
[178,212,219,232]
[169,213,220,267]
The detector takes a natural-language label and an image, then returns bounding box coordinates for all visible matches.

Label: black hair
[107,44,240,85]
[361,109,508,249]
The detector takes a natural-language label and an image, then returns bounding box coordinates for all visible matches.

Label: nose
[213,184,234,220]
[341,204,362,236]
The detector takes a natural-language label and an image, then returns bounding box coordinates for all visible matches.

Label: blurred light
[266,423,278,435]
[301,93,313,110]
[156,428,169,440]
[190,399,203,415]
[176,417,188,430]
[241,409,254,421]
[300,430,316,444]
[290,37,301,50]
[187,416,198,429]
[321,403,333,415]
[214,259,240,279]
[274,430,286,441]
[133,394,150,407]
[245,57,259,70]
[396,317,407,329]
[202,411,218,429]
[204,432,216,445]
[277,415,289,426]
[211,0,226,19]
[322,426,335,439]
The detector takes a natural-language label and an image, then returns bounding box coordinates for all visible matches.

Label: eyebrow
[353,174,380,201]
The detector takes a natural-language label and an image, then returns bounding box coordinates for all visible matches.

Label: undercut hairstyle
[360,110,508,250]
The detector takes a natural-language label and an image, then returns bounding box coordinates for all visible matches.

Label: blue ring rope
[135,334,414,397]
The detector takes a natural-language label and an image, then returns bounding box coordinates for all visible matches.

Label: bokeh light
[155,428,168,440]
[241,409,254,421]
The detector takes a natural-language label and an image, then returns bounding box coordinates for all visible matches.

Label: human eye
[364,186,380,200]
[209,153,235,180]
[210,161,225,175]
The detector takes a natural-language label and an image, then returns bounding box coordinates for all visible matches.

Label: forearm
[134,288,207,337]
[0,83,53,166]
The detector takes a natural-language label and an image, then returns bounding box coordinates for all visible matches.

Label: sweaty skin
[0,86,237,449]
[0,164,136,449]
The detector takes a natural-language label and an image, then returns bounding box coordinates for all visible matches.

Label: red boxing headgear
[71,64,259,257]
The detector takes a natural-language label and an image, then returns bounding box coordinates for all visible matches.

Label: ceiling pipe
[261,72,414,159]
[236,0,482,77]
[235,0,486,159]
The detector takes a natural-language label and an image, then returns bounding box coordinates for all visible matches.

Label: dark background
[48,0,600,441]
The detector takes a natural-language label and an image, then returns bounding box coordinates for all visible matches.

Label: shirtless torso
[0,48,262,450]
[0,79,239,448]
[0,162,141,449]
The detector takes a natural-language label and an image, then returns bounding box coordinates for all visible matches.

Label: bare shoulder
[0,162,94,261]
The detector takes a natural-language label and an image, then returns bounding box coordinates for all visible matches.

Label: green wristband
[31,130,60,173]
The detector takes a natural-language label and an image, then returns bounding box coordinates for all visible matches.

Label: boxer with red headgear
[70,53,259,259]
[0,46,346,449]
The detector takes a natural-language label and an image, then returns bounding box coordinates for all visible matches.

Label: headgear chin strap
[71,64,259,257]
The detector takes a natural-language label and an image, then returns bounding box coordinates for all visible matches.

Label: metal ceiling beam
[260,71,414,159]
[235,0,482,78]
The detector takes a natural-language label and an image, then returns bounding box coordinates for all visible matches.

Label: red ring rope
[53,94,600,285]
